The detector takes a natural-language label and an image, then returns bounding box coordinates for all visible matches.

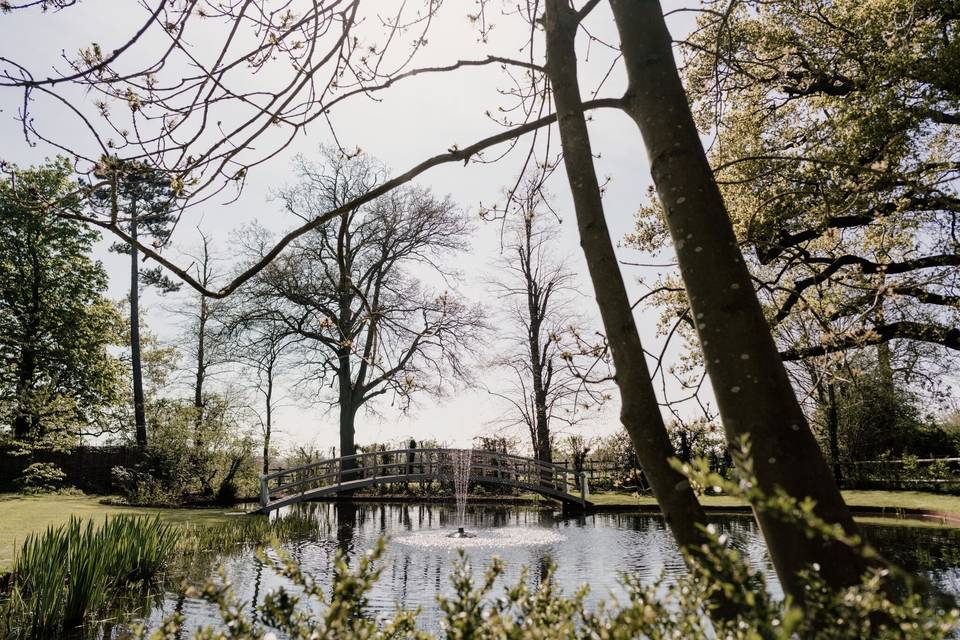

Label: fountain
[447,449,476,538]
[393,447,566,549]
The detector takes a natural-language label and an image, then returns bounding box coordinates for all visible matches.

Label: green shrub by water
[139,452,960,639]
[138,536,960,640]
[0,514,177,638]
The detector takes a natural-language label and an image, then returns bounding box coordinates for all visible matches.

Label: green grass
[0,494,249,570]
[590,490,960,527]
[584,489,960,516]
[585,491,746,508]
[839,490,960,513]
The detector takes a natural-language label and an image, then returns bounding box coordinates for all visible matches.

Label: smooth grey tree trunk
[542,0,711,556]
[263,368,273,475]
[608,0,870,597]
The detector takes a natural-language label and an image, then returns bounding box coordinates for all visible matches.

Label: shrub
[138,535,959,640]
[139,448,960,640]
[215,480,238,506]
[15,463,67,494]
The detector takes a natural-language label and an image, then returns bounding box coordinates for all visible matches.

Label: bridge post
[579,472,589,508]
[260,475,269,511]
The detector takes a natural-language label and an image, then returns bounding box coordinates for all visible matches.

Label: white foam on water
[393,527,566,549]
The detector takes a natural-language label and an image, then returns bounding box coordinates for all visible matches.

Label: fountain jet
[447,449,476,538]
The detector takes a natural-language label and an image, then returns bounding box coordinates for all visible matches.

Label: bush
[215,480,238,506]
[15,463,67,494]
[138,449,960,640]
[139,534,959,640]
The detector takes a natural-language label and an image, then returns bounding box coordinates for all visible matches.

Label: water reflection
[144,502,960,636]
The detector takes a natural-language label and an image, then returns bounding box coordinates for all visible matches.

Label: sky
[0,1,706,454]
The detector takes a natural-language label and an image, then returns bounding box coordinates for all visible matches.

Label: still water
[149,502,960,635]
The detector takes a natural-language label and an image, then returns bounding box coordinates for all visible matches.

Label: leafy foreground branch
[142,463,960,640]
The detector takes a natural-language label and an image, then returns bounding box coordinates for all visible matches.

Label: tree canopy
[0,160,124,443]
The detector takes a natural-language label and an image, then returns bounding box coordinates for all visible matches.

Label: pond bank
[303,491,960,527]
[4,488,960,568]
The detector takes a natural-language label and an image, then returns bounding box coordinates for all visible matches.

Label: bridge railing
[261,448,574,507]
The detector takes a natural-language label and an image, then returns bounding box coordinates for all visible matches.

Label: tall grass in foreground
[0,515,177,639]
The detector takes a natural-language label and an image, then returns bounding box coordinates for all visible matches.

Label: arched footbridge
[259,448,593,513]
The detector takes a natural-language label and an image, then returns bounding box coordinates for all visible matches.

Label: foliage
[816,370,959,463]
[681,0,960,369]
[90,160,181,292]
[626,0,960,415]
[667,418,733,480]
[15,462,67,494]
[472,435,518,456]
[589,430,643,491]
[0,160,126,443]
[139,490,959,640]
[0,515,176,639]
[112,395,257,505]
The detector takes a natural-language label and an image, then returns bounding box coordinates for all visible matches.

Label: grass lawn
[0,493,249,569]
[585,489,960,514]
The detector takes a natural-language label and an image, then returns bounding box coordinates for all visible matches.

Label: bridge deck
[259,448,592,513]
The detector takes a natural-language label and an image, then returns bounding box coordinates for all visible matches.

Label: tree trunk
[13,346,36,440]
[529,332,552,463]
[542,0,710,555]
[523,216,553,464]
[194,297,207,447]
[608,0,869,597]
[262,367,273,475]
[338,359,358,479]
[827,381,842,485]
[130,211,148,447]
[14,247,42,440]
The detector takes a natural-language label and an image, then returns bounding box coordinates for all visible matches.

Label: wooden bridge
[259,448,592,513]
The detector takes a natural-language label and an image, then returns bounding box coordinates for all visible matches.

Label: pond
[147,502,960,636]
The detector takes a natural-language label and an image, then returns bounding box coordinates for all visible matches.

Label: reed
[0,514,177,639]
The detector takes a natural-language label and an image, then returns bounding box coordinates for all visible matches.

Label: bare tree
[169,232,231,491]
[237,149,483,470]
[489,201,609,462]
[222,307,295,475]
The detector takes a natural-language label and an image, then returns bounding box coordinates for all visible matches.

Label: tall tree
[239,150,482,469]
[677,0,960,370]
[606,0,870,596]
[222,308,294,475]
[172,233,230,492]
[541,0,717,577]
[91,161,179,447]
[490,202,609,463]
[0,160,124,442]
